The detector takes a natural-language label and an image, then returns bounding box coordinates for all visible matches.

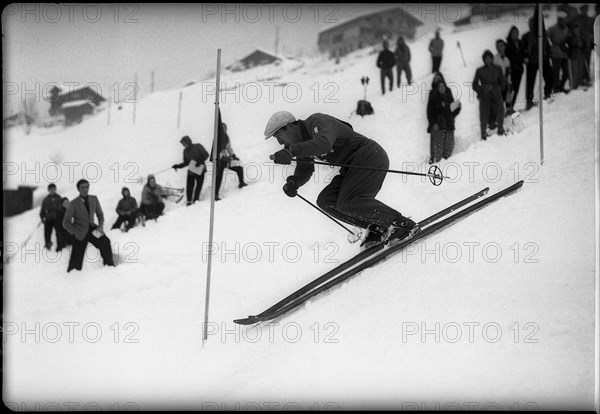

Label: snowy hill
[3,16,597,410]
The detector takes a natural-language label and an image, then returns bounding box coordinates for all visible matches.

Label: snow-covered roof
[60,99,94,108]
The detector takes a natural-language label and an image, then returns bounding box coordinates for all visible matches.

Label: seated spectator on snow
[111,187,139,232]
[139,174,165,222]
[62,179,115,272]
[427,76,461,164]
[56,197,73,251]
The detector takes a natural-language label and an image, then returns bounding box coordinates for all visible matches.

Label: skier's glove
[172,164,180,171]
[272,148,294,165]
[283,176,298,198]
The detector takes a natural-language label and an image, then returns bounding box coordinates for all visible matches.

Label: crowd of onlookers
[375,4,597,164]
[38,118,248,272]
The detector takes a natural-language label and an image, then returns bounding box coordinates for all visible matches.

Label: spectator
[505,26,525,110]
[522,17,554,110]
[172,135,209,205]
[493,39,511,118]
[62,179,115,272]
[376,40,395,95]
[429,30,444,73]
[427,75,461,164]
[214,119,248,201]
[139,175,165,222]
[39,183,63,250]
[573,5,593,86]
[547,17,571,94]
[394,36,412,86]
[567,23,586,90]
[111,187,138,232]
[473,50,507,140]
[56,197,73,251]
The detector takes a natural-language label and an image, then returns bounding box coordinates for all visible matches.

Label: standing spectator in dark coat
[394,36,412,86]
[111,187,138,232]
[522,17,554,110]
[56,197,73,251]
[62,179,115,272]
[213,116,247,201]
[429,30,444,73]
[567,23,586,90]
[39,183,63,250]
[264,111,418,249]
[473,50,507,140]
[172,135,209,205]
[505,26,525,110]
[573,5,593,86]
[427,77,461,163]
[139,175,165,221]
[547,18,571,94]
[376,40,395,95]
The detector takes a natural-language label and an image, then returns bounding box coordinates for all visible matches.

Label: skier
[62,179,115,272]
[473,50,507,140]
[111,187,139,232]
[547,17,571,94]
[394,36,412,86]
[139,175,165,221]
[39,183,63,250]
[213,115,248,201]
[573,5,593,87]
[172,135,209,205]
[376,40,395,95]
[505,26,525,111]
[264,111,418,249]
[427,76,461,163]
[428,30,444,73]
[522,16,553,110]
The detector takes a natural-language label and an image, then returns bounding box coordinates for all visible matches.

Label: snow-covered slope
[3,17,597,410]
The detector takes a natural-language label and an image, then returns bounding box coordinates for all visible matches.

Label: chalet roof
[61,99,94,109]
[318,6,422,34]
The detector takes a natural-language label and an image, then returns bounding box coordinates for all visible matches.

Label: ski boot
[385,217,419,246]
[360,223,387,249]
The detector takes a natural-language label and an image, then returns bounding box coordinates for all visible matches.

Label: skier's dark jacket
[175,136,209,171]
[287,113,372,187]
[376,50,396,69]
[40,193,62,221]
[427,81,461,133]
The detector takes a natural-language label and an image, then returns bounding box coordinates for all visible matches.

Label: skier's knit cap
[180,135,192,146]
[264,111,296,139]
[147,174,155,181]
[121,187,130,196]
[482,49,494,61]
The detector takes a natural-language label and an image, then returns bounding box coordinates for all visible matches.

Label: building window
[332,33,343,43]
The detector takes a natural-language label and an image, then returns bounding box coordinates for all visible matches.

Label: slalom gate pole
[305,159,447,186]
[296,193,361,242]
[537,3,544,165]
[203,48,221,344]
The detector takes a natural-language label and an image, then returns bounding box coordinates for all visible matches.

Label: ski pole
[305,160,447,186]
[296,193,362,243]
[137,167,172,183]
[457,41,466,67]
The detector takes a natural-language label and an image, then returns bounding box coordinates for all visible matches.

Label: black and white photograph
[2,2,599,411]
